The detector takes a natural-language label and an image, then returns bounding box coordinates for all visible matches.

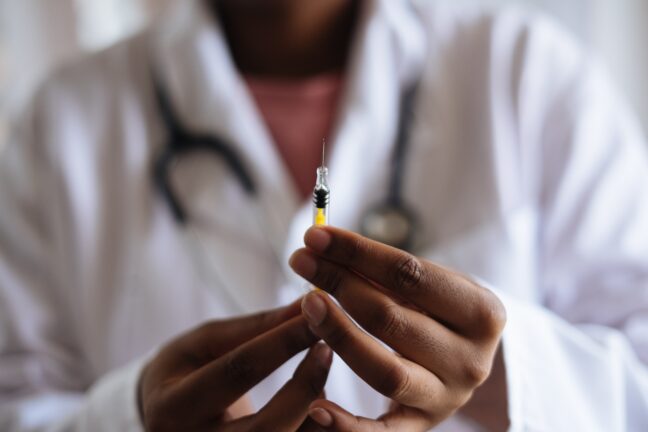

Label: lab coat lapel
[152,1,300,312]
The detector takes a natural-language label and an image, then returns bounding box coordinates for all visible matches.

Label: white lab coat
[1,0,647,430]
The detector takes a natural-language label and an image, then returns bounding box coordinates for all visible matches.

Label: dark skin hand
[138,300,333,431]
[140,2,506,430]
[289,227,507,431]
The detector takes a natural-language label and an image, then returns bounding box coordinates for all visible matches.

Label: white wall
[446,0,648,134]
[590,0,648,129]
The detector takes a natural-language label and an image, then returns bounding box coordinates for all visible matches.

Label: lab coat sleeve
[0,92,145,432]
[497,16,648,431]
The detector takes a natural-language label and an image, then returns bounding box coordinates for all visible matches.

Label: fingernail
[302,293,327,326]
[289,251,318,279]
[312,343,333,368]
[305,227,331,252]
[309,407,333,427]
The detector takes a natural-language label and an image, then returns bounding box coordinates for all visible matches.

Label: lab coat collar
[150,0,426,310]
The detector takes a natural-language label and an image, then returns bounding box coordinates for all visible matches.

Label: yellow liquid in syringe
[314,208,327,226]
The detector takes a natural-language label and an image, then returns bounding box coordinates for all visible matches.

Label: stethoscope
[152,73,420,252]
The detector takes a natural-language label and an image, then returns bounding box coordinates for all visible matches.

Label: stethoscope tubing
[151,70,420,251]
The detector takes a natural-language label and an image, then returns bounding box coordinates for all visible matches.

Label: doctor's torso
[20,0,569,422]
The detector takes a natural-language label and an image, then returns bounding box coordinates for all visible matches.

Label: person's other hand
[289,227,506,431]
[138,300,332,431]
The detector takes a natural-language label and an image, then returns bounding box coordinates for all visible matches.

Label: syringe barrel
[313,205,329,226]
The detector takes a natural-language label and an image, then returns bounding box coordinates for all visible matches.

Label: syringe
[313,140,330,226]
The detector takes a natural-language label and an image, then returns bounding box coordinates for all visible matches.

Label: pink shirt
[244,73,344,201]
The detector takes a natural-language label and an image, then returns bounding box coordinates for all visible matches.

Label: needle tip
[321,139,326,167]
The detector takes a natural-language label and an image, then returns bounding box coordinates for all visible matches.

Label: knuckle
[460,355,491,387]
[315,266,345,296]
[473,291,507,339]
[378,362,411,400]
[253,309,277,331]
[224,351,256,386]
[370,302,407,340]
[322,322,352,349]
[344,236,370,264]
[393,255,424,294]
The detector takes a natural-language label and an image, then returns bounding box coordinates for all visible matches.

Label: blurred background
[1,0,647,149]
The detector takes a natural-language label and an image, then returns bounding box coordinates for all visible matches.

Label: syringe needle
[313,139,330,227]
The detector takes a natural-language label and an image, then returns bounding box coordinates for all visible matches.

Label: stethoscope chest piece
[360,201,418,252]
[358,80,421,252]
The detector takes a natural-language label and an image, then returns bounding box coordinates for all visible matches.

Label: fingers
[292,251,484,388]
[181,298,304,361]
[297,389,328,432]
[226,343,333,432]
[307,400,434,432]
[300,291,445,410]
[296,227,506,338]
[172,315,319,418]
